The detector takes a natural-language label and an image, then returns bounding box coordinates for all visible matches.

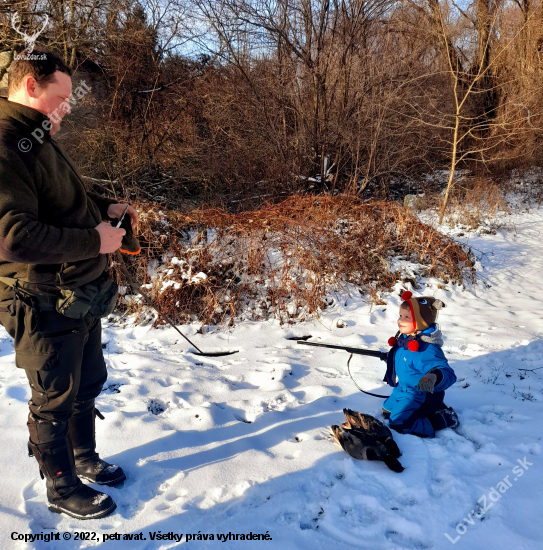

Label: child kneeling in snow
[382,291,459,438]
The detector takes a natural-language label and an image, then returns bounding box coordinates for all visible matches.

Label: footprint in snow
[21,479,51,524]
[285,451,301,460]
[234,413,252,423]
[102,383,123,394]
[148,399,167,415]
[385,531,431,549]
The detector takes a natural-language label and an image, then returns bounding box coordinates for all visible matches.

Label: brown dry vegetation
[414,177,510,230]
[112,196,475,326]
[2,1,543,211]
[0,1,534,325]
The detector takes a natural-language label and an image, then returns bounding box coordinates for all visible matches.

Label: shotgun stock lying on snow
[297,341,388,361]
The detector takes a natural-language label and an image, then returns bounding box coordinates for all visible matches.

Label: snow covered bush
[112,195,475,326]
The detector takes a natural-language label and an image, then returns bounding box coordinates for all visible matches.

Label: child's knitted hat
[400,291,445,332]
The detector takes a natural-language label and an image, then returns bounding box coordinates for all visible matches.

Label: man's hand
[417,372,437,393]
[107,203,138,229]
[95,222,126,254]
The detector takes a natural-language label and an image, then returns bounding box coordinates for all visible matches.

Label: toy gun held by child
[297,340,388,362]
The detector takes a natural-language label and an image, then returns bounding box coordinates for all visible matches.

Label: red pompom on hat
[408,340,419,352]
[388,337,398,347]
[401,291,413,300]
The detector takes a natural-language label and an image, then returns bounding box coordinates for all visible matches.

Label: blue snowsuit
[382,325,456,438]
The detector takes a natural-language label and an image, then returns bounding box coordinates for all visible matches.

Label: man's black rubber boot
[28,436,116,520]
[68,406,126,487]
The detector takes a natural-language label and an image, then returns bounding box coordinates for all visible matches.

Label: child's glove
[417,372,437,393]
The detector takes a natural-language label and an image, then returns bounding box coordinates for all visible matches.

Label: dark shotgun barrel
[297,341,388,361]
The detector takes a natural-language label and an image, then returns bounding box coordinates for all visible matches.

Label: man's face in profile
[9,70,73,136]
[33,71,73,135]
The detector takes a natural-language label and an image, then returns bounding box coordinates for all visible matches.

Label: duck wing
[331,425,404,472]
[382,436,402,459]
[352,430,404,472]
[343,409,402,457]
[358,435,404,472]
[342,408,367,430]
[330,425,364,460]
[343,409,384,433]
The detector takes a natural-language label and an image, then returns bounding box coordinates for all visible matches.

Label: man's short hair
[8,51,72,96]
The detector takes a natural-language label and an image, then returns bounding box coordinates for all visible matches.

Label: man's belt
[0,276,59,311]
[0,276,61,295]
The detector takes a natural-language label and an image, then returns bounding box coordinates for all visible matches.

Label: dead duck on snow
[342,408,402,459]
[330,425,404,473]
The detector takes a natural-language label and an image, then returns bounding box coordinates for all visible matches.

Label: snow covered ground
[1,203,542,550]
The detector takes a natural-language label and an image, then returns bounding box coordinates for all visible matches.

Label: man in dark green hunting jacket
[0,52,138,519]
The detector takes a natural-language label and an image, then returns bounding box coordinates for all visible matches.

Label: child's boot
[429,406,459,431]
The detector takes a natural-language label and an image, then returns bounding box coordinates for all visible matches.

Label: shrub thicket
[113,196,475,326]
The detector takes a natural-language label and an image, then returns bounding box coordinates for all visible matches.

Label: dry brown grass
[414,177,509,231]
[112,195,475,326]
